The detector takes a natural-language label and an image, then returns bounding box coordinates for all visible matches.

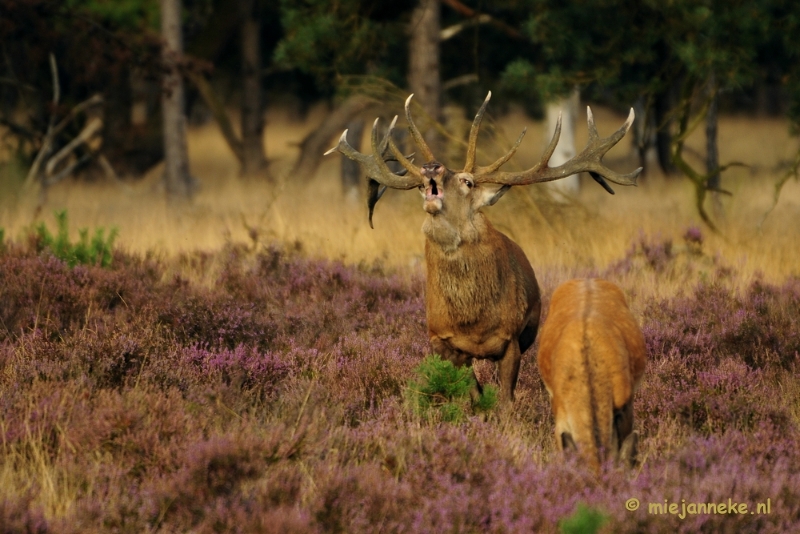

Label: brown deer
[537,279,647,471]
[325,92,641,403]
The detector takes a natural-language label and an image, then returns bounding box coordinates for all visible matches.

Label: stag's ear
[474,183,511,208]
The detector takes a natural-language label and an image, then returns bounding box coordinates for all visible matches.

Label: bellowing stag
[325,92,640,403]
[537,278,647,471]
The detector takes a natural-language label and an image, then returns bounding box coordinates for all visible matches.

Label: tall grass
[1,105,798,286]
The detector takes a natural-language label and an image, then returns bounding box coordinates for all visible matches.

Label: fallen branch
[44,116,103,184]
[23,53,107,188]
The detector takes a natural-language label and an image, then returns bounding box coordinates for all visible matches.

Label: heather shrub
[0,495,50,534]
[2,236,800,532]
[312,463,414,533]
[33,210,118,268]
[158,291,278,350]
[0,249,162,342]
[604,227,721,286]
[180,343,290,401]
[637,352,793,436]
[406,354,498,422]
[643,277,800,368]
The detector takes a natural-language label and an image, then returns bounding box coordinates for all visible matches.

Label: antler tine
[475,107,641,188]
[405,94,435,163]
[324,116,423,190]
[376,115,418,174]
[474,112,561,182]
[476,128,527,175]
[463,91,492,173]
[373,115,396,155]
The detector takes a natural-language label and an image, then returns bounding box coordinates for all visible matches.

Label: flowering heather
[642,277,800,368]
[1,238,799,532]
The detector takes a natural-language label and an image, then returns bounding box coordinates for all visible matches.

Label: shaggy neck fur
[424,213,505,326]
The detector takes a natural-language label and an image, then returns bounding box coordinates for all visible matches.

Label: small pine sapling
[406,354,497,422]
[34,210,118,267]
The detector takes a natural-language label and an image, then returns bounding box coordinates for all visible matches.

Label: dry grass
[1,103,798,293]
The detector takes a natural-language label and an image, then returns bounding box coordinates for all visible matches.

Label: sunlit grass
[1,104,798,293]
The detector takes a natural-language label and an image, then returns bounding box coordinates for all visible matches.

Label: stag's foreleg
[497,340,522,403]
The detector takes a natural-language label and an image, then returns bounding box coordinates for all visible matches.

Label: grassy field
[2,103,799,279]
[1,104,799,532]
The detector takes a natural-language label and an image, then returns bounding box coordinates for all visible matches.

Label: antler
[325,115,423,190]
[473,106,642,188]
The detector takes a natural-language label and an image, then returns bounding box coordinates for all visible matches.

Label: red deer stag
[325,92,641,403]
[537,279,647,471]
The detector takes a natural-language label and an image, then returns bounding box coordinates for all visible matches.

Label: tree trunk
[654,87,678,176]
[706,73,724,221]
[408,0,442,156]
[545,86,580,198]
[706,73,720,190]
[160,0,196,199]
[240,0,267,178]
[632,95,658,176]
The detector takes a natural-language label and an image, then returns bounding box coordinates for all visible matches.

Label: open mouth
[423,178,443,213]
[425,178,443,200]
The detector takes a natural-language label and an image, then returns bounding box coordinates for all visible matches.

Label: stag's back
[537,279,646,471]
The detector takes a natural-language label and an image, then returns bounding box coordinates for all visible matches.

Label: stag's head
[325,92,642,232]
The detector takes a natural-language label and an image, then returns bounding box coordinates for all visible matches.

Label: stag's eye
[461,178,473,188]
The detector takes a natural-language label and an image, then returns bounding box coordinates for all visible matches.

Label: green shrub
[406,354,497,422]
[34,210,118,268]
[558,503,608,534]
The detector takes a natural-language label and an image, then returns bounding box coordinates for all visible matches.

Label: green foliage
[63,0,160,30]
[558,502,608,534]
[273,0,406,90]
[474,383,498,412]
[34,211,118,268]
[406,354,497,422]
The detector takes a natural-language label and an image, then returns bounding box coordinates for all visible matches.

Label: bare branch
[51,94,103,138]
[25,53,61,186]
[186,70,244,163]
[440,0,522,40]
[44,116,102,178]
[441,14,492,40]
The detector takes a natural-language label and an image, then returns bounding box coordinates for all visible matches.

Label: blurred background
[1,0,798,281]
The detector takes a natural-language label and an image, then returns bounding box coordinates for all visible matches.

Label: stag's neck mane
[422,211,490,253]
[423,214,507,326]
